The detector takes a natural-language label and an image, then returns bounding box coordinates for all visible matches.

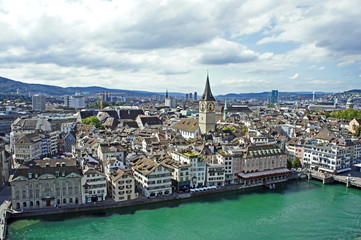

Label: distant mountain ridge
[0,76,357,98]
[0,76,185,97]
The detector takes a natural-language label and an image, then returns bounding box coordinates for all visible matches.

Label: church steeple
[201,74,215,101]
[223,100,228,120]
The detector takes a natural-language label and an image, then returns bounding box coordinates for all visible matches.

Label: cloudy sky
[0,0,360,95]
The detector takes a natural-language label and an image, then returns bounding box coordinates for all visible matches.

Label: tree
[287,158,292,169]
[292,157,301,169]
[241,127,249,132]
[82,116,104,129]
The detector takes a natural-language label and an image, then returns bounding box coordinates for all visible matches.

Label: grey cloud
[199,52,258,65]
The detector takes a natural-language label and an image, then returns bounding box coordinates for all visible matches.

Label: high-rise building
[165,89,177,108]
[69,92,85,109]
[271,90,278,103]
[185,93,189,99]
[194,92,197,100]
[64,95,70,107]
[32,94,46,111]
[199,74,216,134]
[189,93,193,99]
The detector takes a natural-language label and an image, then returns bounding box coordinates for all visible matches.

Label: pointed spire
[201,73,215,101]
[165,89,169,98]
[223,100,228,120]
[224,100,228,111]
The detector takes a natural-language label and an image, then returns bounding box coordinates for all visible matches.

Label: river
[7,180,361,240]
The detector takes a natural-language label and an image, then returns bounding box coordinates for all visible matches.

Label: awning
[336,168,351,173]
[237,168,291,180]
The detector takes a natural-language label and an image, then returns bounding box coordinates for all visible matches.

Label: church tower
[199,74,216,134]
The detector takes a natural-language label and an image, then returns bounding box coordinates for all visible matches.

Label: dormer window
[28,173,32,179]
[61,162,66,167]
[56,162,60,167]
[62,171,66,177]
[35,173,38,178]
[45,163,50,168]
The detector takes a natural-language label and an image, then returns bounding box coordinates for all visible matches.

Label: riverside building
[10,158,82,210]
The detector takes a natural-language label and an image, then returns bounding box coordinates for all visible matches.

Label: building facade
[10,158,82,209]
[32,94,46,111]
[109,169,137,202]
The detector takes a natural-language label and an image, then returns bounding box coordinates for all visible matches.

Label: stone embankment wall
[9,178,291,219]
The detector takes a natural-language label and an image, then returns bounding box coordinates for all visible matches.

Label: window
[63,199,66,204]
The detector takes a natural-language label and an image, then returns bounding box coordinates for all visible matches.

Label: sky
[0,0,360,95]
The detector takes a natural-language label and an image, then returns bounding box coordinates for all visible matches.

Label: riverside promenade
[8,179,293,220]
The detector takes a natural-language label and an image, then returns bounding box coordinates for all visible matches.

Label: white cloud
[310,65,325,71]
[289,73,301,80]
[0,0,360,93]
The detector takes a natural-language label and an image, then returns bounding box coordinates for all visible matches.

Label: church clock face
[207,102,215,112]
[200,102,206,112]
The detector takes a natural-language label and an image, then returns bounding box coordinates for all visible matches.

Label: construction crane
[96,92,126,110]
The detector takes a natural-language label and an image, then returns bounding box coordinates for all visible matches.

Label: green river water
[7,180,361,240]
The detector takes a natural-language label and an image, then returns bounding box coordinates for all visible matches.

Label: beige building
[349,119,361,134]
[13,132,42,163]
[238,145,290,186]
[10,158,82,210]
[109,169,137,202]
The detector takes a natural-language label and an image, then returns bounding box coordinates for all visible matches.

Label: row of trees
[324,108,361,120]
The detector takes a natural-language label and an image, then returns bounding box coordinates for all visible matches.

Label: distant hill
[216,91,332,99]
[345,89,361,93]
[0,76,166,97]
[0,75,344,99]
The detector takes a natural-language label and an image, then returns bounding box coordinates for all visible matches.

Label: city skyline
[0,1,360,95]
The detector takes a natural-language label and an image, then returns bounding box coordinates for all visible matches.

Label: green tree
[287,158,292,169]
[82,116,104,129]
[241,127,249,132]
[292,157,301,169]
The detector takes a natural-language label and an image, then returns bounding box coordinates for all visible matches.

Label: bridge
[307,170,361,188]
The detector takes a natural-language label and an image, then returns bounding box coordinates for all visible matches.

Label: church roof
[201,75,215,101]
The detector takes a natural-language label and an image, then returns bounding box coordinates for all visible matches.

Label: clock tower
[199,74,216,134]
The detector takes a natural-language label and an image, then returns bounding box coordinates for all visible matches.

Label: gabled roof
[11,158,81,181]
[79,110,99,119]
[172,118,199,132]
[138,115,162,126]
[119,109,144,120]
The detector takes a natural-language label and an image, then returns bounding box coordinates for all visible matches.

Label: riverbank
[8,178,291,220]
[8,180,361,240]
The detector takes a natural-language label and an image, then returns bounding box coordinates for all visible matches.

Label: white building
[171,151,206,188]
[81,168,107,203]
[69,93,85,109]
[172,118,200,139]
[303,144,351,174]
[165,97,177,108]
[206,163,225,187]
